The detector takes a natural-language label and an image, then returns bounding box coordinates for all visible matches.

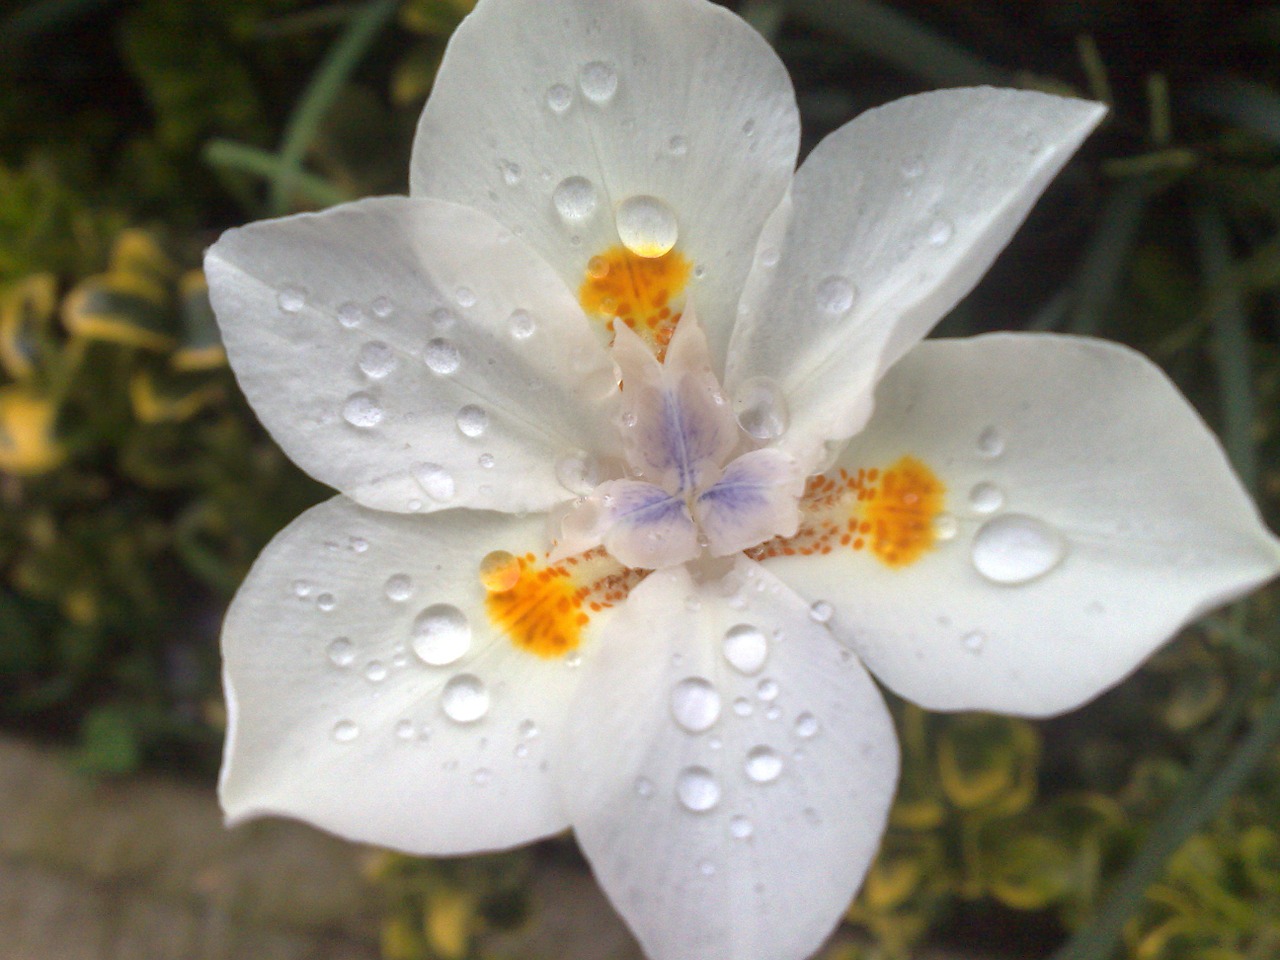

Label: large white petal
[726,88,1107,463]
[410,0,799,365]
[220,496,628,854]
[562,558,898,960]
[757,334,1280,717]
[206,196,619,515]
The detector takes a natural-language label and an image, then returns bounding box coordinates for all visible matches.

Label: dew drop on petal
[963,630,986,653]
[616,195,678,258]
[732,696,753,717]
[364,660,388,683]
[667,134,688,156]
[586,255,610,279]
[277,286,305,313]
[729,815,753,839]
[976,426,1004,458]
[808,600,834,624]
[698,860,716,877]
[326,637,355,667]
[412,604,471,666]
[670,677,721,733]
[384,574,413,602]
[499,160,522,186]
[927,217,954,246]
[478,453,495,469]
[509,309,535,340]
[316,593,336,612]
[732,377,789,440]
[456,404,488,438]
[518,719,539,740]
[722,623,768,675]
[578,60,618,102]
[342,392,383,428]
[756,678,779,701]
[971,514,1067,585]
[676,766,720,812]
[413,463,455,502]
[431,307,457,330]
[293,579,313,598]
[371,296,393,317]
[901,155,925,179]
[331,719,359,742]
[472,767,493,786]
[553,176,598,222]
[969,481,1004,514]
[479,550,521,593]
[554,449,601,496]
[933,512,959,541]
[634,776,655,798]
[424,338,460,375]
[794,712,819,739]
[395,719,416,740]
[816,275,856,315]
[441,673,489,723]
[336,301,363,328]
[357,341,396,379]
[744,745,783,783]
[546,83,573,113]
[455,287,477,308]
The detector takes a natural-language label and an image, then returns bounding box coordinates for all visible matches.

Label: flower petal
[695,448,806,556]
[726,88,1107,463]
[410,0,799,364]
[205,196,619,515]
[220,495,628,853]
[562,558,898,960]
[755,334,1280,717]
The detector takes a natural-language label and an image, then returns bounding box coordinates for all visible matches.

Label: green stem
[204,139,351,209]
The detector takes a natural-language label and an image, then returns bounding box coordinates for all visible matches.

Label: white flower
[204,0,1280,958]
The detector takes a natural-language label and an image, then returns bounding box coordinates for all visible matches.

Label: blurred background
[2,0,1279,958]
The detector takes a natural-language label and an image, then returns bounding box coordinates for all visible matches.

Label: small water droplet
[816,275,856,314]
[732,696,753,717]
[384,574,413,602]
[441,673,489,723]
[277,287,305,313]
[729,815,753,839]
[499,160,522,186]
[667,134,688,156]
[424,338,461,375]
[546,83,573,113]
[1024,131,1043,153]
[518,719,539,740]
[293,579,313,598]
[927,217,954,246]
[332,719,359,743]
[342,392,383,428]
[742,118,756,136]
[336,301,363,328]
[327,637,355,667]
[514,743,529,758]
[472,767,493,786]
[808,600,834,624]
[759,247,780,267]
[615,195,678,258]
[455,287,476,309]
[413,463,455,502]
[456,404,488,438]
[765,704,782,721]
[508,309,535,340]
[698,860,716,877]
[722,623,768,675]
[670,677,721,732]
[478,453,495,469]
[634,776,655,798]
[316,593,336,612]
[364,660,388,682]
[969,481,1004,513]
[976,427,1004,458]
[963,630,986,652]
[431,307,456,330]
[732,377,789,440]
[395,719,415,740]
[357,341,396,379]
[586,255,610,279]
[370,296,393,317]
[553,176,598,222]
[933,512,959,540]
[412,604,471,665]
[555,450,601,495]
[756,678,779,701]
[745,745,783,783]
[901,155,925,178]
[579,60,618,102]
[794,712,819,738]
[479,550,521,593]
[972,514,1067,585]
[675,766,720,812]
[564,650,583,668]
[693,263,707,280]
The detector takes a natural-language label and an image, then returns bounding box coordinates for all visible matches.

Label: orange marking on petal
[860,456,945,567]
[578,245,691,360]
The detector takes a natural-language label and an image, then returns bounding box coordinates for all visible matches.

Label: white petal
[562,559,898,960]
[205,196,620,514]
[756,334,1280,717]
[727,88,1107,463]
[695,448,806,556]
[410,0,799,364]
[597,479,701,570]
[220,496,626,853]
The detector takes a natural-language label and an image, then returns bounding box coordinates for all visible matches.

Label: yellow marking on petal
[486,549,647,658]
[746,456,946,569]
[578,245,691,360]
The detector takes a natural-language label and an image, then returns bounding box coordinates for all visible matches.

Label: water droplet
[479,550,521,593]
[342,392,383,428]
[634,776,655,798]
[564,651,583,669]
[730,815,753,839]
[371,296,393,317]
[732,377,789,440]
[808,600,834,624]
[499,160,521,186]
[963,630,986,652]
[615,195,678,258]
[670,677,721,732]
[675,766,720,812]
[472,767,493,786]
[293,579,313,598]
[456,404,488,438]
[794,712,819,738]
[336,301,363,328]
[509,309,535,340]
[412,604,471,665]
[555,450,601,495]
[424,338,460,375]
[478,453,495,469]
[395,719,415,740]
[327,637,355,667]
[546,83,573,113]
[455,287,476,308]
[759,247,780,267]
[927,217,954,246]
[756,678,779,701]
[816,275,856,315]
[693,263,707,279]
[933,512,959,541]
[332,719,359,742]
[357,341,396,379]
[364,660,388,683]
[518,719,539,740]
[901,155,925,178]
[802,807,821,825]
[976,427,1004,458]
[441,673,489,723]
[971,514,1067,585]
[578,60,618,102]
[722,623,768,675]
[514,743,529,758]
[667,134,688,156]
[698,860,716,877]
[553,176,598,222]
[431,307,456,330]
[745,745,783,783]
[969,481,1004,513]
[413,463,455,502]
[742,118,756,136]
[732,696,753,717]
[384,574,413,602]
[1024,131,1043,153]
[277,287,305,313]
[316,593,336,612]
[586,255,610,279]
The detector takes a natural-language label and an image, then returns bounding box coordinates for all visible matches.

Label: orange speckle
[859,457,946,568]
[578,245,692,359]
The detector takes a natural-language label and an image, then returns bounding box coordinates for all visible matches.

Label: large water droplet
[332,719,359,742]
[277,287,305,313]
[579,61,618,102]
[441,673,489,723]
[722,623,768,675]
[342,392,383,428]
[384,574,413,602]
[971,514,1066,585]
[412,463,454,503]
[357,341,396,379]
[670,677,721,732]
[424,338,460,375]
[327,637,355,667]
[615,195,678,258]
[816,276,856,314]
[553,176,598,222]
[479,550,521,593]
[456,404,489,438]
[969,481,1004,514]
[732,377,789,440]
[412,604,471,665]
[745,745,783,783]
[676,766,720,812]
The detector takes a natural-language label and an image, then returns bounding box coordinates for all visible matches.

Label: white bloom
[204,0,1280,958]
